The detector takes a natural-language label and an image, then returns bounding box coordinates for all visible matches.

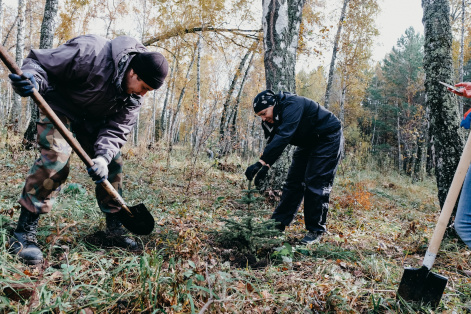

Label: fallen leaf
[260,290,271,299]
[23,269,33,277]
[50,271,63,282]
[3,283,36,302]
[45,234,55,243]
[354,270,363,277]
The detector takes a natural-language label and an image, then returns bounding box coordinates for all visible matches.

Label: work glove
[461,108,471,129]
[254,165,269,186]
[245,162,262,181]
[9,73,38,97]
[87,156,109,183]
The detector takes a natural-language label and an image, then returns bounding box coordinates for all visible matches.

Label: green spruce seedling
[218,180,282,255]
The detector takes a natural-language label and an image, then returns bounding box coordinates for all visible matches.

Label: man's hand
[454,82,471,98]
[9,73,38,97]
[87,156,109,182]
[245,162,262,181]
[254,165,269,186]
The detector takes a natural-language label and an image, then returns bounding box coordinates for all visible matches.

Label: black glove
[254,165,269,186]
[9,73,38,97]
[245,162,262,181]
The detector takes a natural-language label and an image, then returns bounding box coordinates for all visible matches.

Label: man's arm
[259,99,304,166]
[93,97,141,162]
[22,35,107,93]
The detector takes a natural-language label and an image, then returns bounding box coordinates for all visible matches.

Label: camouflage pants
[19,112,123,215]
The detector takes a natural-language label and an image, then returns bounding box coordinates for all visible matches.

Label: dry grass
[0,136,470,313]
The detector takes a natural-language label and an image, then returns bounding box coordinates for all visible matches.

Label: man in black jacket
[245,90,343,244]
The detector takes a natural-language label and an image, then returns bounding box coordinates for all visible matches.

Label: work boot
[8,207,43,265]
[275,222,286,232]
[300,231,323,245]
[105,213,140,251]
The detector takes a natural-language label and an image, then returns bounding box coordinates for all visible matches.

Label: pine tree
[217,181,282,254]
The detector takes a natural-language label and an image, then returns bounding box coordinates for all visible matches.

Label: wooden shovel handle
[0,45,133,215]
[424,131,471,268]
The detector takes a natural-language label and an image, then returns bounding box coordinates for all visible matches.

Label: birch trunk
[0,0,3,44]
[219,47,252,154]
[166,41,198,167]
[423,0,464,210]
[229,51,255,149]
[397,103,402,173]
[23,0,58,148]
[0,0,3,124]
[9,0,26,133]
[260,0,305,191]
[151,90,156,144]
[458,0,465,116]
[339,84,346,124]
[132,0,149,147]
[191,36,202,153]
[160,56,176,137]
[324,0,350,109]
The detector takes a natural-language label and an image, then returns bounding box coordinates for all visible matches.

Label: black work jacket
[260,92,341,165]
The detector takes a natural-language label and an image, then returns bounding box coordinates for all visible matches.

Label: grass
[0,136,471,313]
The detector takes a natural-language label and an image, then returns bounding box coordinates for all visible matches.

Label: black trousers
[271,128,343,233]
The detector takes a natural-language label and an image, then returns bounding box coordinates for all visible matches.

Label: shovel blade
[116,203,155,235]
[397,266,447,309]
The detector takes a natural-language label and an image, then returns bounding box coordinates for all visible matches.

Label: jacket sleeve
[21,35,105,93]
[260,100,304,165]
[21,58,49,93]
[94,96,141,162]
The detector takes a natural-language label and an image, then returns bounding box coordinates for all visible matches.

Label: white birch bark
[261,0,305,191]
[423,0,464,210]
[459,0,465,116]
[324,0,350,109]
[9,0,26,133]
[23,0,58,148]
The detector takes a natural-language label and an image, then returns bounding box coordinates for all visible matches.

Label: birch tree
[8,0,25,133]
[458,0,465,116]
[260,0,305,191]
[23,0,58,148]
[324,0,349,109]
[423,0,464,209]
[0,0,3,45]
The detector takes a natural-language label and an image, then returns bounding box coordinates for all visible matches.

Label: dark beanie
[130,52,169,89]
[253,90,277,113]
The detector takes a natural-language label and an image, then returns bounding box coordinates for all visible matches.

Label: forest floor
[0,137,470,313]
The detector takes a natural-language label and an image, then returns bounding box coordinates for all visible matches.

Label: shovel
[0,45,154,236]
[397,131,471,308]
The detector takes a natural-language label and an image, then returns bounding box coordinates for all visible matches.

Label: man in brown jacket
[8,34,168,265]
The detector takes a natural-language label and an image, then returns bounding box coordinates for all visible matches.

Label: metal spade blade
[116,203,154,235]
[397,266,448,309]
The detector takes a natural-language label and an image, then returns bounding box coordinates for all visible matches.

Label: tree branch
[143,26,262,46]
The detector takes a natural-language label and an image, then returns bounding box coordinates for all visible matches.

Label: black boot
[105,213,140,251]
[8,207,43,265]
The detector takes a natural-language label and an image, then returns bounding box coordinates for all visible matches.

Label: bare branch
[143,26,262,46]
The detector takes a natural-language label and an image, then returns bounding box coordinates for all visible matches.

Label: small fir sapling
[218,181,282,254]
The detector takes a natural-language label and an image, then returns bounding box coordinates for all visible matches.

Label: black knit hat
[130,52,169,89]
[253,90,277,113]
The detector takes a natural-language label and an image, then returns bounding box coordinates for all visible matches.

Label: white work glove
[87,156,109,183]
